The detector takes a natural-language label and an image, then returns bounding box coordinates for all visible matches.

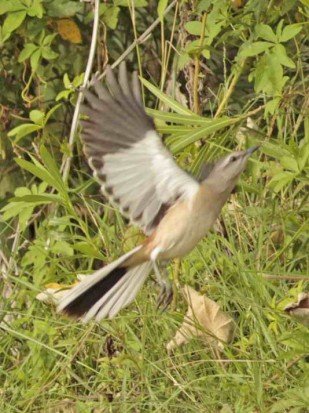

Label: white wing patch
[90,131,199,234]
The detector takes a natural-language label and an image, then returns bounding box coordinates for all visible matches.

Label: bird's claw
[156,283,173,312]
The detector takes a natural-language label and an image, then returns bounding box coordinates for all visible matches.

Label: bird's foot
[157,281,173,312]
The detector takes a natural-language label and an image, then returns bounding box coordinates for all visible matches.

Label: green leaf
[30,49,41,71]
[169,117,239,153]
[56,90,72,101]
[276,19,284,39]
[239,41,273,57]
[45,0,84,17]
[185,21,203,35]
[141,78,195,116]
[41,47,58,60]
[205,4,227,40]
[298,143,309,171]
[52,241,74,257]
[184,39,211,57]
[2,202,34,224]
[9,194,63,205]
[1,195,36,230]
[63,73,71,88]
[114,0,148,7]
[73,242,105,260]
[146,109,210,125]
[1,201,28,216]
[8,123,42,143]
[158,126,192,135]
[0,0,24,15]
[72,73,84,87]
[255,24,277,43]
[27,0,43,18]
[280,156,299,172]
[2,10,26,41]
[39,145,67,195]
[268,171,296,192]
[190,144,209,177]
[18,43,38,62]
[157,0,168,21]
[44,104,62,123]
[261,142,290,159]
[265,98,280,115]
[253,52,288,96]
[273,44,295,68]
[14,158,64,194]
[29,110,45,125]
[99,5,120,30]
[15,187,31,197]
[18,206,35,230]
[178,52,190,70]
[279,24,303,42]
[42,33,58,46]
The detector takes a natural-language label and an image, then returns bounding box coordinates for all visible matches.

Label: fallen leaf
[57,18,82,44]
[43,398,76,413]
[35,279,83,306]
[167,285,236,351]
[284,293,309,326]
[36,285,68,305]
[231,0,245,8]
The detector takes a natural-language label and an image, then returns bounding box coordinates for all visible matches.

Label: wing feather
[81,62,200,234]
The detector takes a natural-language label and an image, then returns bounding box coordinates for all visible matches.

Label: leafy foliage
[0,0,308,411]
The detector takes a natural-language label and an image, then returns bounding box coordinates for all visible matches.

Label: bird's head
[204,146,260,193]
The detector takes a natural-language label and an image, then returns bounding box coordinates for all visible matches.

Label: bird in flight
[57,62,259,322]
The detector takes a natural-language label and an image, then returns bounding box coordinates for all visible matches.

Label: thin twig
[97,0,178,80]
[193,13,207,115]
[293,94,309,137]
[262,274,309,281]
[6,223,21,276]
[214,58,247,118]
[0,250,9,268]
[61,0,100,182]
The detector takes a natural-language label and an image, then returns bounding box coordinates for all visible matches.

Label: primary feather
[80,62,199,234]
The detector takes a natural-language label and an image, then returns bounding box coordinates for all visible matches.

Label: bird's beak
[245,145,260,156]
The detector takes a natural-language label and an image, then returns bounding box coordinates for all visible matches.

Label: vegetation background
[0,0,308,411]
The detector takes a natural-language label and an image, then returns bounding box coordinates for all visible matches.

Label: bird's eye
[230,156,237,162]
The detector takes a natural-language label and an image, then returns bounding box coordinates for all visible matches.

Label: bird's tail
[57,246,152,322]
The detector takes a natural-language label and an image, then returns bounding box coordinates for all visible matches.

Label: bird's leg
[150,247,173,311]
[152,260,173,311]
[171,258,181,309]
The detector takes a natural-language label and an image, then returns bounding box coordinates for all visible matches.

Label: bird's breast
[148,188,222,260]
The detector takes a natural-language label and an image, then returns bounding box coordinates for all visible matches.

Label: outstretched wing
[80,62,199,235]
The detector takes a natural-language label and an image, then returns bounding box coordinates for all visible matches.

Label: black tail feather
[62,267,127,318]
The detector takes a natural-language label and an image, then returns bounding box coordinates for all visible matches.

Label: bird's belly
[158,208,216,260]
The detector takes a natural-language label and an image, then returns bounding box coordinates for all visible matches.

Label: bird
[57,62,259,322]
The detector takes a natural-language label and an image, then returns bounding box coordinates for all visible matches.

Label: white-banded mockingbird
[57,62,259,322]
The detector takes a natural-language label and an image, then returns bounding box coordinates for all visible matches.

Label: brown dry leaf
[231,0,245,8]
[167,285,236,351]
[44,398,76,413]
[36,279,83,306]
[284,293,309,326]
[57,19,82,44]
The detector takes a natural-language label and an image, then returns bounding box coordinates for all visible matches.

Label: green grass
[1,181,308,412]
